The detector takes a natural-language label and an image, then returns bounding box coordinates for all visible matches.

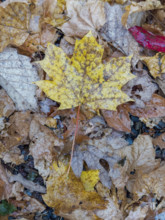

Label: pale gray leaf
[0,47,39,111]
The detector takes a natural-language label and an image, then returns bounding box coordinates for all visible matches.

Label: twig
[9,174,46,194]
[66,105,80,176]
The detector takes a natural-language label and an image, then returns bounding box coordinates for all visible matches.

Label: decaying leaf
[71,143,121,189]
[42,161,107,218]
[0,48,39,111]
[80,170,100,192]
[61,0,105,38]
[132,164,165,200]
[0,2,29,52]
[123,71,158,108]
[0,111,32,152]
[0,1,67,54]
[116,135,160,195]
[122,0,165,26]
[43,0,68,27]
[102,94,165,132]
[36,32,135,111]
[29,115,64,179]
[141,53,165,78]
[100,2,144,64]
[0,89,15,118]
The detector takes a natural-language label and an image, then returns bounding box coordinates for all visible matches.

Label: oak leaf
[36,32,135,111]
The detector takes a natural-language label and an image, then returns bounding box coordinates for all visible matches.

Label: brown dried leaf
[101,104,131,133]
[0,89,15,118]
[0,164,12,200]
[61,0,105,38]
[0,2,30,52]
[116,135,160,195]
[29,115,64,179]
[0,111,32,151]
[132,164,165,200]
[153,133,165,149]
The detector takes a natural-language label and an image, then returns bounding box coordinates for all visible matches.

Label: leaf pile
[0,0,165,220]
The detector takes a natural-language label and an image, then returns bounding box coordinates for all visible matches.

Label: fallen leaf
[80,170,100,192]
[0,89,15,118]
[29,115,64,179]
[61,0,105,38]
[122,0,165,27]
[116,135,160,195]
[153,133,165,149]
[43,0,68,27]
[123,71,158,108]
[36,32,135,111]
[0,2,29,52]
[0,1,66,55]
[142,53,165,78]
[100,2,144,64]
[102,94,165,132]
[42,161,107,218]
[0,48,39,111]
[71,143,121,189]
[101,104,131,132]
[95,198,123,220]
[19,23,58,55]
[0,111,32,152]
[125,205,149,220]
[132,164,165,200]
[0,164,12,200]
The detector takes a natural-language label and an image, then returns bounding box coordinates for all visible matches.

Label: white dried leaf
[0,47,39,111]
[72,144,121,189]
[101,3,144,64]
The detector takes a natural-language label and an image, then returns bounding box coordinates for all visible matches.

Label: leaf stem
[66,105,81,176]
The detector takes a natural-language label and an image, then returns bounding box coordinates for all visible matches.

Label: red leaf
[129,26,165,52]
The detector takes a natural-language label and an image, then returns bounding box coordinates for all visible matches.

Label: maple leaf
[42,161,107,217]
[36,32,135,111]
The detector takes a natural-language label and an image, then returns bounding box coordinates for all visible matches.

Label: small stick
[66,105,80,176]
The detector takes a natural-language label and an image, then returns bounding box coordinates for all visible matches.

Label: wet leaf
[36,32,135,111]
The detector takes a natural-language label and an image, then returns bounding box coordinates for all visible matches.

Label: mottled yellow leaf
[141,53,165,78]
[42,161,107,216]
[0,1,67,53]
[81,170,100,192]
[43,0,68,27]
[36,32,135,111]
[0,2,29,52]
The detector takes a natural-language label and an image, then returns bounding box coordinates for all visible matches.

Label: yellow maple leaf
[81,170,100,192]
[42,161,107,216]
[141,53,165,78]
[36,32,135,111]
